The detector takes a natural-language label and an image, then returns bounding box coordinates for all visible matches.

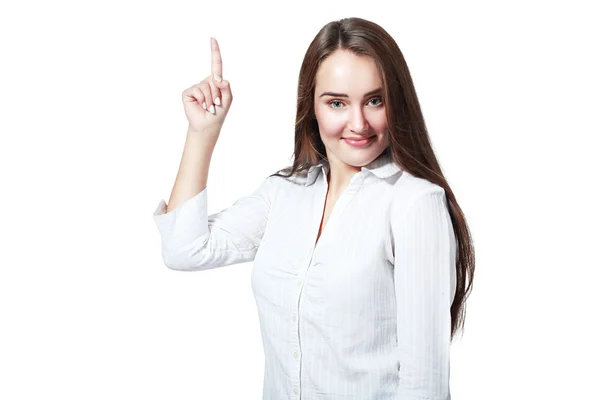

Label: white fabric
[152,151,456,399]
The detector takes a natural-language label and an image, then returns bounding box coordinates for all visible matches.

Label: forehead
[315,50,381,90]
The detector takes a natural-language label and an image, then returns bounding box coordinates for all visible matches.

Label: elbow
[164,259,197,271]
[161,249,222,271]
[161,233,214,271]
[160,251,196,271]
[159,240,212,272]
[162,254,215,271]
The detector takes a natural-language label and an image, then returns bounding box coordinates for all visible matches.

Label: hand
[181,37,233,134]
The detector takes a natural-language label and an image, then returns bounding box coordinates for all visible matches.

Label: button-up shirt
[152,151,456,399]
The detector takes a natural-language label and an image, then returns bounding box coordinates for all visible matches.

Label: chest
[254,176,394,269]
[251,179,396,307]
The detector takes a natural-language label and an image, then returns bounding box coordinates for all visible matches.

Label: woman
[153,17,475,399]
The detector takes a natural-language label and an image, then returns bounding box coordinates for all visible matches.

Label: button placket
[292,273,302,399]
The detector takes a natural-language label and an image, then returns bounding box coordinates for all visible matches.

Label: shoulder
[390,171,447,218]
[266,168,312,188]
[257,169,308,203]
[393,170,445,201]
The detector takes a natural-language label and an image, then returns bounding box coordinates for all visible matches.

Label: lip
[342,135,375,147]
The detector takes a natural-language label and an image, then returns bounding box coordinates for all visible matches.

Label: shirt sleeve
[152,176,274,271]
[391,187,457,400]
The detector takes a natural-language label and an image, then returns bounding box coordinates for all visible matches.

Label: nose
[349,105,369,134]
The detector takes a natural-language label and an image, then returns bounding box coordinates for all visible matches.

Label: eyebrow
[319,87,383,98]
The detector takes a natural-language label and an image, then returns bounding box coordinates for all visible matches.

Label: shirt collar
[305,151,401,186]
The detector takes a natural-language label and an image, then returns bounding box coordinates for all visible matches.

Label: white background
[1,0,598,398]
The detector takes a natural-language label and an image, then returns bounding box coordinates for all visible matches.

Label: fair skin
[313,49,389,195]
[166,37,233,213]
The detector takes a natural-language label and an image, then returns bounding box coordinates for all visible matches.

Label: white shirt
[152,151,457,399]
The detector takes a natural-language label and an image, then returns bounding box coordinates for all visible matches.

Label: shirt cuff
[152,187,210,251]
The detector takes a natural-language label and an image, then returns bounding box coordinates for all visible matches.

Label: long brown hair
[269,17,475,341]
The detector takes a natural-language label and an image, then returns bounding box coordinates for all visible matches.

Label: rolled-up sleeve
[152,176,274,271]
[391,187,457,399]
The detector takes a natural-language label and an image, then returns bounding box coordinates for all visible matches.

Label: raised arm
[166,37,233,213]
[153,37,271,271]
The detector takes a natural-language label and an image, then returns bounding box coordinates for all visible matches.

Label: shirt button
[292,315,297,322]
[293,351,298,359]
[293,387,299,394]
[297,280,302,287]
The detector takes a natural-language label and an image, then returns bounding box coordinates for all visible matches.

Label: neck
[325,162,361,194]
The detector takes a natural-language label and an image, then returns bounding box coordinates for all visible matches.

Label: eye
[368,97,383,106]
[327,97,383,109]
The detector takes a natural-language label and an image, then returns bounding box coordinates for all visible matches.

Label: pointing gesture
[182,37,233,134]
[211,36,223,86]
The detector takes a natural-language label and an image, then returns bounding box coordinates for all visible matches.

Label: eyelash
[328,97,383,109]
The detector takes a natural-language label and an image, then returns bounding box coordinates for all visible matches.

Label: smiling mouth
[343,135,375,145]
[343,136,375,140]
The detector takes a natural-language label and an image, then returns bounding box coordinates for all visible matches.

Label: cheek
[315,111,346,138]
[371,112,388,132]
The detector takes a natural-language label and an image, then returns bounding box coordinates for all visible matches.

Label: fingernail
[214,97,221,106]
[202,102,207,110]
[209,104,215,114]
[213,74,222,82]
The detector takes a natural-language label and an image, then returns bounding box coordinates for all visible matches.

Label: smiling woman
[267,17,476,398]
[153,16,475,400]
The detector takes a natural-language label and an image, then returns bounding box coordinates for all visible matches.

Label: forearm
[166,127,220,213]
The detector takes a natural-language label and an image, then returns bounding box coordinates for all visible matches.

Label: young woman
[153,17,475,400]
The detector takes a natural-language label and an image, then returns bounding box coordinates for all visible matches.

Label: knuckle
[192,87,204,99]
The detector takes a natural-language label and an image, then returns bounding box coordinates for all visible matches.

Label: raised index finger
[211,37,223,79]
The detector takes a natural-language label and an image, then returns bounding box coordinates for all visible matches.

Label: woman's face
[313,49,389,171]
